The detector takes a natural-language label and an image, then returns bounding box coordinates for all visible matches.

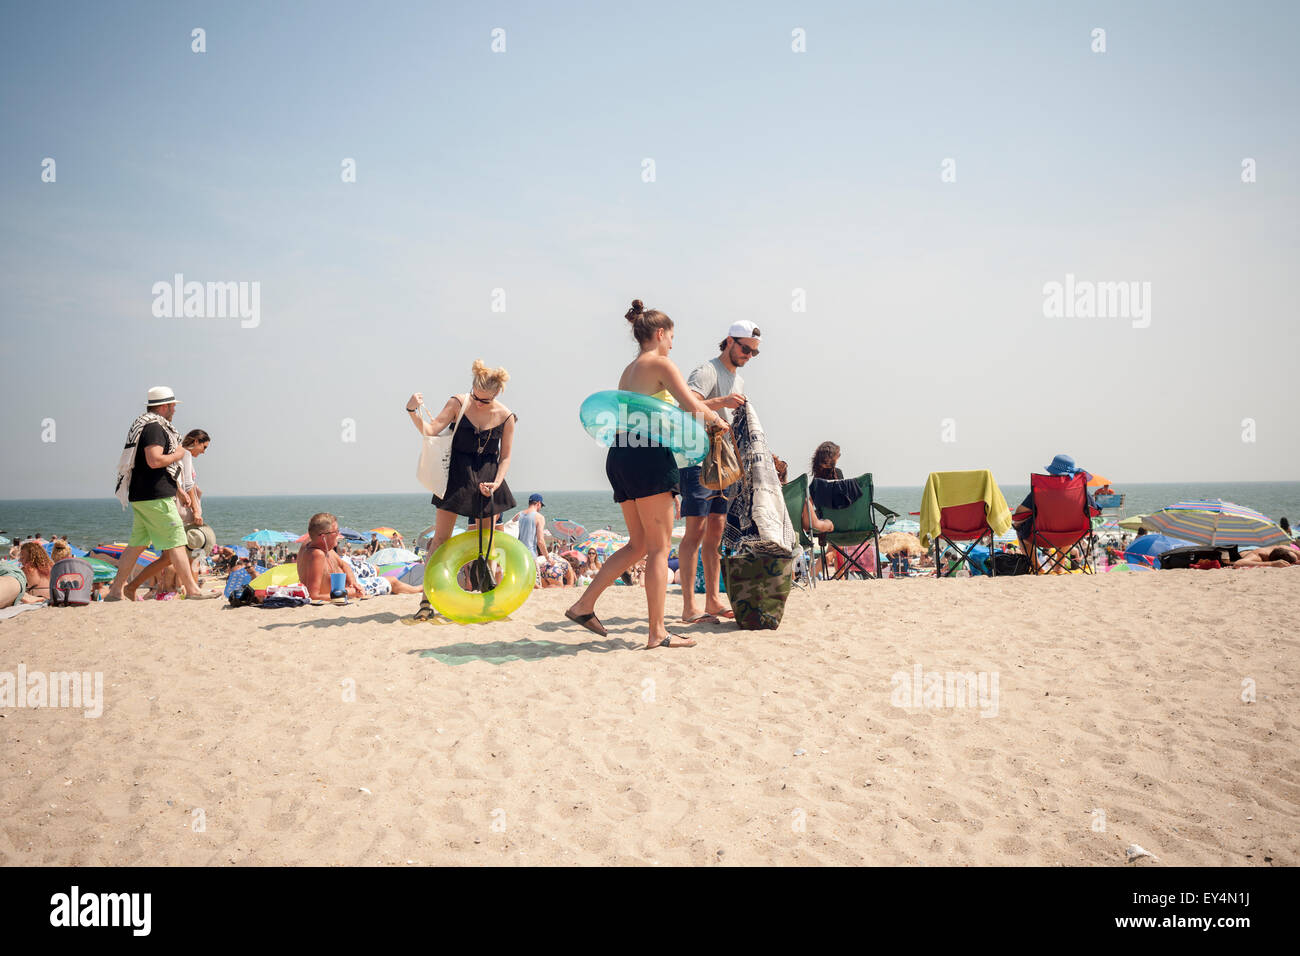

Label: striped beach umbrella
[1141,499,1289,547]
[90,543,159,566]
[85,557,119,583]
[576,529,628,558]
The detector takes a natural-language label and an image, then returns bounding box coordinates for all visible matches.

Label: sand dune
[2,571,1296,866]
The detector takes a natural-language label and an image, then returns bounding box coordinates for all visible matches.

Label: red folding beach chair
[934,500,996,577]
[1024,473,1096,574]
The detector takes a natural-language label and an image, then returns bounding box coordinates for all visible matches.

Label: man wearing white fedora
[107,387,217,600]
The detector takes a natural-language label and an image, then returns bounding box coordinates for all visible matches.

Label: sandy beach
[1,572,1296,867]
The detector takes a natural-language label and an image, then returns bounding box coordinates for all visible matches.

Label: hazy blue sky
[2,0,1297,499]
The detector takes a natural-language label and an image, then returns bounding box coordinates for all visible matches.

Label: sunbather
[1228,545,1300,568]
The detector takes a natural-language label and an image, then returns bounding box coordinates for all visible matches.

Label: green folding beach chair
[781,473,817,590]
[812,473,899,580]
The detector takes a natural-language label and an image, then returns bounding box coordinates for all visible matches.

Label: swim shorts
[605,443,680,504]
[0,560,27,601]
[679,465,733,517]
[128,498,187,551]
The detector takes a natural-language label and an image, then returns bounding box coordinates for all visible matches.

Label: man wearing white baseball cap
[678,320,761,623]
[107,387,217,600]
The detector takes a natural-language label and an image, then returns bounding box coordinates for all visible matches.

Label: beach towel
[722,402,796,554]
[223,567,254,600]
[114,412,183,509]
[918,470,1013,549]
[0,602,45,621]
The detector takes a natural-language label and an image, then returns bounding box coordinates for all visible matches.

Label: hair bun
[625,299,645,322]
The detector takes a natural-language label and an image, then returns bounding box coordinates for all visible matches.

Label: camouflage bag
[723,542,794,630]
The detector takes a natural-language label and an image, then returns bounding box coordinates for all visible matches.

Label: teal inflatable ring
[579,390,709,465]
[422,531,534,624]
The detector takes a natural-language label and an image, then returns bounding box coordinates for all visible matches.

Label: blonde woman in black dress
[404,359,517,622]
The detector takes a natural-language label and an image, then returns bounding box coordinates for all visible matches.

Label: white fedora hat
[146,386,181,407]
[186,524,216,554]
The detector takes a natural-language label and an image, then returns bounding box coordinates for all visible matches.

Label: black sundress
[431,408,518,518]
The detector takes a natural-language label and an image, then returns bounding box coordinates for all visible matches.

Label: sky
[1,0,1297,499]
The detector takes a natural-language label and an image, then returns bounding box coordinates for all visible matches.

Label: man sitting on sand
[297,513,423,601]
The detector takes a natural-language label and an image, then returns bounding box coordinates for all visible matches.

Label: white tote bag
[416,394,469,497]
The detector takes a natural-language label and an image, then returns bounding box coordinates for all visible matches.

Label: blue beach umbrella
[1124,533,1194,569]
[43,542,88,557]
[338,527,369,542]
[241,529,284,544]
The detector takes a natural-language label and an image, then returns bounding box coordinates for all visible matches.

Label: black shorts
[606,443,680,504]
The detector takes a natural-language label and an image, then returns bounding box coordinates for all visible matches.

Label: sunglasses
[733,340,759,357]
[471,392,494,404]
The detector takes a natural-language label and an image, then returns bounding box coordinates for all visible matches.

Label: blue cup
[329,572,345,593]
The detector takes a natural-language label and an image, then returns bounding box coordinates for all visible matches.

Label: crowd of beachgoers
[3,304,1297,648]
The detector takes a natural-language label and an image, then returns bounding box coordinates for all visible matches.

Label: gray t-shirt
[687,357,745,425]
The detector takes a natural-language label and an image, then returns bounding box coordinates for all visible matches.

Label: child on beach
[563,299,728,649]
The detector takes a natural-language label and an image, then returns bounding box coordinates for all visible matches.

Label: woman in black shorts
[564,300,728,649]
[404,359,517,622]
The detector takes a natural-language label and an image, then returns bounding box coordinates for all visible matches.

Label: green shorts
[129,498,187,551]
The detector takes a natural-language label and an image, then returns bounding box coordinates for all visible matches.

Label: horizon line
[3,478,1299,504]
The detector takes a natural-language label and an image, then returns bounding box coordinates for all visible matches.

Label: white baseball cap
[727,320,760,340]
[146,386,181,407]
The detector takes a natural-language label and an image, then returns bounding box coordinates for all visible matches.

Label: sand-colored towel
[919,470,1012,548]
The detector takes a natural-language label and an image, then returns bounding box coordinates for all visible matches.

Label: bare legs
[677,512,728,621]
[105,545,147,600]
[412,509,467,619]
[566,493,694,648]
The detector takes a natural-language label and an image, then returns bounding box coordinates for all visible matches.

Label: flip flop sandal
[648,633,697,648]
[683,614,721,625]
[564,609,608,637]
[402,604,436,625]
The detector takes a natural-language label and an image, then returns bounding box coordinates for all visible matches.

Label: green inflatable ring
[423,531,534,624]
[579,390,709,465]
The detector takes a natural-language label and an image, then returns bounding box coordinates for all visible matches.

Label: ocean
[2,483,1298,551]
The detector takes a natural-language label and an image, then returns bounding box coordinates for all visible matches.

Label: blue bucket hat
[1045,454,1082,477]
